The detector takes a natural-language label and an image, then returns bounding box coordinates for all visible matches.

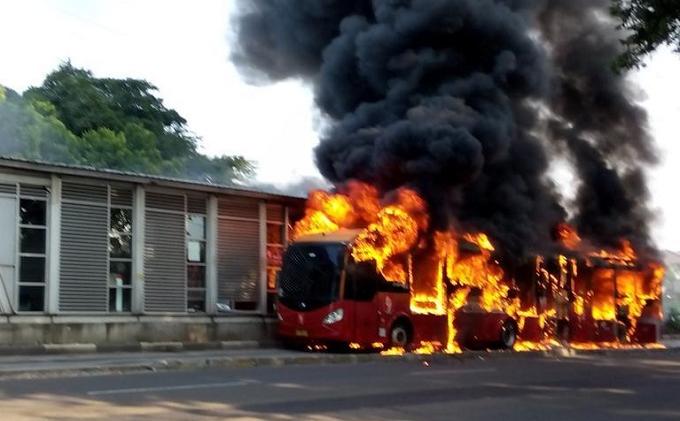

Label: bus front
[276,231,356,347]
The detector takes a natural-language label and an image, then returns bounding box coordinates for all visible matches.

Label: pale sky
[0,0,678,251]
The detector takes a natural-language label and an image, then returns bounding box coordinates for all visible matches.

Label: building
[663,251,680,316]
[0,157,304,346]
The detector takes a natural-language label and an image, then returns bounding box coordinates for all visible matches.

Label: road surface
[1,352,679,420]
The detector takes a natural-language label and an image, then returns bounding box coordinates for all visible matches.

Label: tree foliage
[2,63,254,184]
[612,0,680,69]
[0,86,76,163]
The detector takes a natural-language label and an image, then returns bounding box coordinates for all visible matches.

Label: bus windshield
[278,243,346,311]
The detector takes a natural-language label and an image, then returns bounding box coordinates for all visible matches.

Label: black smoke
[232,0,658,261]
[536,0,657,255]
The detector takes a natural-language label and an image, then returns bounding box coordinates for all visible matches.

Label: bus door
[344,261,380,344]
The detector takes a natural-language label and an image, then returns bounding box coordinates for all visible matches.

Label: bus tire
[390,320,412,348]
[499,319,518,350]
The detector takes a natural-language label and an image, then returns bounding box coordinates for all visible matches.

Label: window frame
[108,189,134,314]
[266,221,285,291]
[186,212,207,313]
[16,186,49,313]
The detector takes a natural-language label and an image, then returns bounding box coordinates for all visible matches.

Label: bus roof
[292,229,362,244]
[292,229,484,253]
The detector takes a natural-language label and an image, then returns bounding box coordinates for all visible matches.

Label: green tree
[612,0,680,69]
[0,85,76,163]
[25,62,196,161]
[183,154,256,185]
[4,62,255,184]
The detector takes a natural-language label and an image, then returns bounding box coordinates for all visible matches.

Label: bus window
[378,278,410,293]
[345,261,379,302]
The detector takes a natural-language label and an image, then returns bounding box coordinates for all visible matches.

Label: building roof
[0,156,306,204]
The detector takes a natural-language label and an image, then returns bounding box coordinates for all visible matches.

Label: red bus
[276,230,517,350]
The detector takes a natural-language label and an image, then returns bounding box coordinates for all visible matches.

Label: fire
[292,210,339,238]
[293,190,350,238]
[573,296,585,316]
[350,187,427,282]
[292,182,381,239]
[464,233,495,252]
[352,206,419,281]
[413,341,442,354]
[514,341,552,352]
[344,180,381,224]
[556,223,582,249]
[380,347,406,356]
[291,181,665,356]
[446,288,469,354]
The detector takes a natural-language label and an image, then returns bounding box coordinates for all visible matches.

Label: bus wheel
[500,319,517,350]
[390,322,411,348]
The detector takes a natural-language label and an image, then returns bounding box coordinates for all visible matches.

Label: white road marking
[410,368,497,376]
[87,380,255,396]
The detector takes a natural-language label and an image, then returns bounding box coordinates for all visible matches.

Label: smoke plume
[232,0,658,261]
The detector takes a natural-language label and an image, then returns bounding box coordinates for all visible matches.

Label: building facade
[0,157,303,345]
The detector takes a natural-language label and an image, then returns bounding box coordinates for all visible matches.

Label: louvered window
[144,192,186,313]
[217,197,261,312]
[59,182,135,313]
[0,183,16,196]
[59,183,109,312]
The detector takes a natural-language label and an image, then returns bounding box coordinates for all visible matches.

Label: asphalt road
[1,353,680,420]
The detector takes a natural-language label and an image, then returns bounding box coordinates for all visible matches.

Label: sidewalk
[0,347,389,380]
[0,339,678,380]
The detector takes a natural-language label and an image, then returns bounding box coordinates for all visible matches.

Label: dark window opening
[20,199,46,226]
[187,266,206,288]
[20,228,46,254]
[20,257,45,284]
[110,208,132,234]
[234,301,258,311]
[109,235,132,259]
[110,261,132,286]
[344,261,380,302]
[108,287,131,312]
[19,286,44,312]
[188,289,206,312]
[267,223,283,245]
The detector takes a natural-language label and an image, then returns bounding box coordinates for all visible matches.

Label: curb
[0,346,676,381]
[0,341,264,356]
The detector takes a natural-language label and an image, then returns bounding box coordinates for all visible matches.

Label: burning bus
[277,229,518,351]
[276,182,664,353]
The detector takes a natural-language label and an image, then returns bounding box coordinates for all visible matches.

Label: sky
[0,0,678,251]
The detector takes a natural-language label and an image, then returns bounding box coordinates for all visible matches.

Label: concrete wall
[0,315,278,346]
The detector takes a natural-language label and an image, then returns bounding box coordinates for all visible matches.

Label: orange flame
[352,206,420,281]
[556,223,582,249]
[292,183,665,355]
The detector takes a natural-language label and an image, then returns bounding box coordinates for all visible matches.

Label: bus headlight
[322,309,344,325]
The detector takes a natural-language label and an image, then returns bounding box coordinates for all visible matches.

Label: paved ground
[1,352,680,420]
